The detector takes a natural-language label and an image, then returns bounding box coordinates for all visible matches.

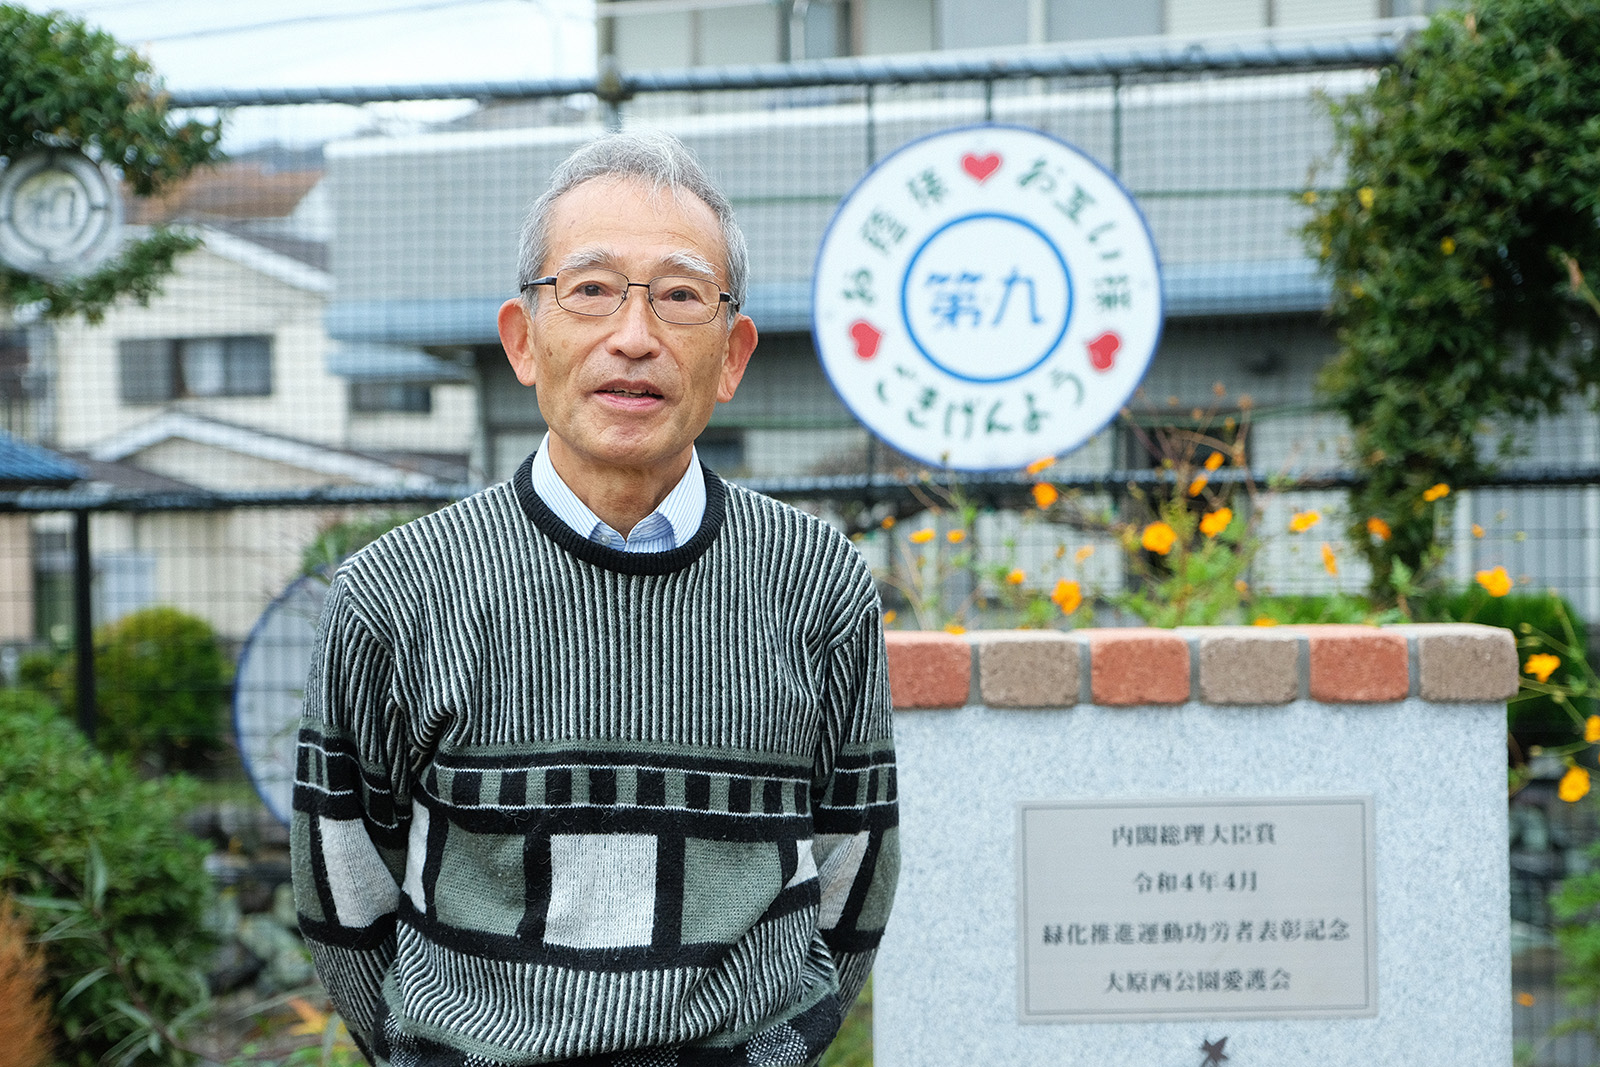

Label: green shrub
[25,608,234,772]
[0,689,214,1066]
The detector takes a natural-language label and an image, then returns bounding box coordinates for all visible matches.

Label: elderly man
[292,130,898,1067]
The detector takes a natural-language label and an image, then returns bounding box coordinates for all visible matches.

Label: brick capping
[886,623,1518,709]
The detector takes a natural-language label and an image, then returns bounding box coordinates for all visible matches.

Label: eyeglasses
[521,268,737,326]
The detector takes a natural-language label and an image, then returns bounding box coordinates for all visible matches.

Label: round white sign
[0,149,122,278]
[811,124,1163,471]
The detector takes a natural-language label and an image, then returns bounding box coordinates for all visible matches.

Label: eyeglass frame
[520,270,739,326]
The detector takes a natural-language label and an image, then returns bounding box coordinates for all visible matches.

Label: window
[349,381,433,414]
[118,336,272,403]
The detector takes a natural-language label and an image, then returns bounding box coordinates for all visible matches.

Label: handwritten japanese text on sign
[812,124,1162,470]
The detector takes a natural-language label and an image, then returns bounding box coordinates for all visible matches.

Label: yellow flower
[1366,517,1391,541]
[1524,653,1561,684]
[880,515,896,530]
[1472,523,1484,538]
[1204,452,1225,471]
[944,623,967,635]
[1074,545,1094,564]
[947,529,966,544]
[1559,765,1591,803]
[1516,992,1536,1008]
[882,609,897,625]
[909,528,935,544]
[1186,475,1208,497]
[1199,508,1232,538]
[1587,714,1600,744]
[1025,456,1055,475]
[1252,617,1279,627]
[1475,566,1512,597]
[1234,579,1250,594]
[1423,483,1450,502]
[1440,236,1457,255]
[1005,568,1025,585]
[1032,482,1059,509]
[1288,510,1321,533]
[1140,521,1177,555]
[1357,186,1375,209]
[1321,543,1338,575]
[1301,189,1319,205]
[1051,579,1082,615]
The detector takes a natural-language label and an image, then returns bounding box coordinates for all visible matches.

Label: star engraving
[1199,1036,1229,1066]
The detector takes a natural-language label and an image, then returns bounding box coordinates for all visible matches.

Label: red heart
[850,320,882,360]
[1086,331,1120,371]
[961,153,1001,183]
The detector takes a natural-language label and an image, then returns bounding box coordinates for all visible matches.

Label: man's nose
[607,286,660,357]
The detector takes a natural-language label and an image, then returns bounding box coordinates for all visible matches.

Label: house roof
[129,163,322,225]
[0,431,84,489]
[89,412,455,489]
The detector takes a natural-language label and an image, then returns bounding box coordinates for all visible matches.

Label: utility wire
[139,0,531,42]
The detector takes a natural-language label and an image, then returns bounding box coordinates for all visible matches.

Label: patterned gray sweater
[292,456,898,1067]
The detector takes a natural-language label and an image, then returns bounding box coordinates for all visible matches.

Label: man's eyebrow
[662,250,720,280]
[554,246,617,273]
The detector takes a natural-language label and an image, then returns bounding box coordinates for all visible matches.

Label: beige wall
[0,515,32,643]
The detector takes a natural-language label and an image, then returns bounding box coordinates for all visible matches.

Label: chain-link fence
[2,30,1598,1060]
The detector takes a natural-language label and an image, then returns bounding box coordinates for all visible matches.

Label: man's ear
[497,298,538,386]
[716,314,758,403]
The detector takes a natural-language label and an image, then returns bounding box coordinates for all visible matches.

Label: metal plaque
[1017,796,1376,1023]
[0,149,122,278]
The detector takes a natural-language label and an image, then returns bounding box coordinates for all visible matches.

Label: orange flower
[1234,579,1249,594]
[1559,765,1591,803]
[1204,451,1225,472]
[880,515,896,530]
[882,609,897,625]
[1005,568,1025,585]
[1198,508,1232,538]
[1516,992,1536,1008]
[1025,456,1055,475]
[1587,715,1600,744]
[1288,510,1321,533]
[1524,653,1561,684]
[1051,579,1083,615]
[1074,545,1094,564]
[944,623,967,635]
[1032,482,1059,509]
[1186,475,1208,497]
[1471,523,1484,538]
[1252,617,1279,627]
[1475,566,1512,597]
[909,528,935,545]
[1321,543,1338,575]
[1423,483,1450,502]
[1366,517,1391,541]
[947,529,966,544]
[1140,521,1177,555]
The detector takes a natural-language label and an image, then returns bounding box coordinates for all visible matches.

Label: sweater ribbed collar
[511,449,727,576]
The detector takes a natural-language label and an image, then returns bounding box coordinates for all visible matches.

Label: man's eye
[663,288,697,303]
[578,283,607,298]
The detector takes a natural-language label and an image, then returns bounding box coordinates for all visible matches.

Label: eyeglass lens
[553,268,724,324]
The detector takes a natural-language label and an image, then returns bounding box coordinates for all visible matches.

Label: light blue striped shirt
[529,433,705,553]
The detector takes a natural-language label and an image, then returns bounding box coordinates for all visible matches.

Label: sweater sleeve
[291,572,412,1060]
[810,594,899,1016]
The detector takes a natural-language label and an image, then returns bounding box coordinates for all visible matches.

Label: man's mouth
[601,387,661,398]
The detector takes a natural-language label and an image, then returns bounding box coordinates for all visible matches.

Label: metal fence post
[71,508,95,741]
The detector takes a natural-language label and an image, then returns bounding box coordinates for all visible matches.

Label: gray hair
[517,130,748,322]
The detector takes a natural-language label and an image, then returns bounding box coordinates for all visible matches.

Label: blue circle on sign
[898,211,1073,384]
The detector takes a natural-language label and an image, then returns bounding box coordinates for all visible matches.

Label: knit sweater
[291,455,898,1067]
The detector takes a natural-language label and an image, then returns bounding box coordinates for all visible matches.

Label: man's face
[498,177,756,486]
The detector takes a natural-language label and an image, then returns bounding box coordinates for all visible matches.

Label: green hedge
[0,689,213,1066]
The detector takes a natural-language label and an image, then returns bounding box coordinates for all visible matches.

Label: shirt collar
[529,432,706,552]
